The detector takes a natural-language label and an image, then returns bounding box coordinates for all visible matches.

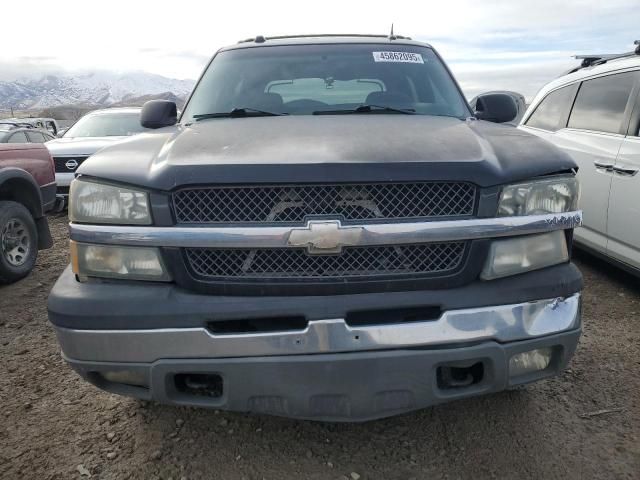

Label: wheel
[0,201,38,284]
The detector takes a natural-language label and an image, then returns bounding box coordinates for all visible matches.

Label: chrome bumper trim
[55,172,75,187]
[54,294,581,363]
[68,211,582,249]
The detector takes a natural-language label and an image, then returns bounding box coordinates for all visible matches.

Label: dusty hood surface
[77,115,576,190]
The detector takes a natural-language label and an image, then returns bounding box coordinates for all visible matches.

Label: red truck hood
[0,143,48,152]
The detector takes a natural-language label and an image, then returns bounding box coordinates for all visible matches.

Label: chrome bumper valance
[54,294,581,362]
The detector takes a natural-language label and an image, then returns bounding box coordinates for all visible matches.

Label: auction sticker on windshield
[372,52,424,63]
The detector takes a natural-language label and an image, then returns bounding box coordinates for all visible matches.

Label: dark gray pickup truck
[48,35,583,421]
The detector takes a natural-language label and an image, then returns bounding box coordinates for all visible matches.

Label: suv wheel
[0,201,38,284]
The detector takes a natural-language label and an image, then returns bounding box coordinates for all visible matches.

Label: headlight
[71,241,171,281]
[481,231,569,280]
[498,176,579,217]
[69,179,151,224]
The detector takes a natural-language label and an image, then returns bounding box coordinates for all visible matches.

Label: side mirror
[140,100,177,129]
[474,93,518,123]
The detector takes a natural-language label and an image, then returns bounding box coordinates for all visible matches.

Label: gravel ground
[1,214,638,480]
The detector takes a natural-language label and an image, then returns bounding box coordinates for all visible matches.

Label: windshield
[64,112,147,138]
[182,44,470,121]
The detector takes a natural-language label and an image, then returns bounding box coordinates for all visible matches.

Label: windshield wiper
[313,104,415,115]
[193,107,287,120]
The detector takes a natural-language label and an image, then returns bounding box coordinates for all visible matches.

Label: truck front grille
[173,182,476,224]
[185,242,466,280]
[53,156,89,173]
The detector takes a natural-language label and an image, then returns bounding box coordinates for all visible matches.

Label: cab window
[267,78,384,105]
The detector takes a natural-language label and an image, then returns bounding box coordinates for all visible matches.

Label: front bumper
[52,280,581,420]
[54,294,580,362]
[63,329,580,422]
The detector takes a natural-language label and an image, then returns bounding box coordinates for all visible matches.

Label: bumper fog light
[481,230,569,280]
[101,370,148,388]
[509,348,552,377]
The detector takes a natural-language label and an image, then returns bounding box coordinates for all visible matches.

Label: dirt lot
[1,214,638,480]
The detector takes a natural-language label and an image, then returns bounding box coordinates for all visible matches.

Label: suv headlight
[69,179,151,225]
[498,176,579,217]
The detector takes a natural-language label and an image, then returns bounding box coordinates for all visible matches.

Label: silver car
[46,108,149,197]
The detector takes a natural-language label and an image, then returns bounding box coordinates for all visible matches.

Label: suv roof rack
[563,40,640,75]
[238,33,412,44]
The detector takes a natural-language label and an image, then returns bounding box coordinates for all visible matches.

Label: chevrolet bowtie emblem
[287,220,365,254]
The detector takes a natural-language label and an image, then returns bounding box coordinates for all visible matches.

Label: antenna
[389,23,396,40]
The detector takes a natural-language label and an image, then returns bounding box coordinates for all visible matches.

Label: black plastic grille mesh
[185,243,466,280]
[173,182,476,224]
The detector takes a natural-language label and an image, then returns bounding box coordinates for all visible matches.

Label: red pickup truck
[0,143,56,283]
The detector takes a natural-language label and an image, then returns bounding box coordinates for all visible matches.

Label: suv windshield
[64,112,147,138]
[182,44,470,121]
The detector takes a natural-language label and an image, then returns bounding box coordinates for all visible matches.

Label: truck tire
[0,201,38,284]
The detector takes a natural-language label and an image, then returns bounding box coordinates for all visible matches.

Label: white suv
[517,46,640,274]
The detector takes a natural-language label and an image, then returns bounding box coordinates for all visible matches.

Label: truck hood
[46,136,129,156]
[78,115,576,190]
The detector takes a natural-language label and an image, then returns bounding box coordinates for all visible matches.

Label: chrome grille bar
[69,211,582,248]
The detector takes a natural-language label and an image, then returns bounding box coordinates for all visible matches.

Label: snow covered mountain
[0,71,195,110]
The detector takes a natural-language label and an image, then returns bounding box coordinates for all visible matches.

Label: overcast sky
[1,0,638,99]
